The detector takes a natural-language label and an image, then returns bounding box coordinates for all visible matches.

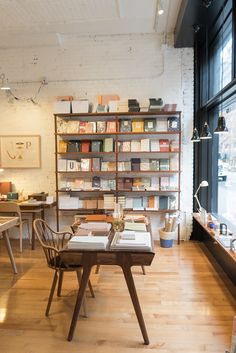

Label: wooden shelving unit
[54,111,181,241]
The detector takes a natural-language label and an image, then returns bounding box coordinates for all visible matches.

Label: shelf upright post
[54,114,60,231]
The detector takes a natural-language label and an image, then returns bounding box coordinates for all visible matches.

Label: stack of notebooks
[67,236,109,250]
[110,231,151,251]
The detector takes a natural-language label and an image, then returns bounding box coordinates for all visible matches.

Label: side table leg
[122,265,149,345]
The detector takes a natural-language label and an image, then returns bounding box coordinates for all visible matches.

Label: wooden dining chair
[0,201,31,252]
[33,218,95,317]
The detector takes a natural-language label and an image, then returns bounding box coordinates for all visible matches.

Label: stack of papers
[110,232,151,251]
[67,236,109,250]
[124,222,147,232]
[79,222,111,232]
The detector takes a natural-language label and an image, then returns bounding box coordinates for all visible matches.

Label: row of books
[59,176,178,191]
[59,138,179,153]
[58,194,177,210]
[57,117,179,134]
[54,97,177,115]
[58,157,178,172]
[59,138,114,153]
[118,139,179,152]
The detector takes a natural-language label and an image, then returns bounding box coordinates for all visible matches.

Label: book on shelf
[122,141,131,152]
[133,197,143,210]
[103,194,115,209]
[156,119,168,131]
[149,159,159,171]
[107,161,116,171]
[91,158,101,172]
[67,160,77,172]
[170,156,179,170]
[140,139,150,152]
[150,140,160,152]
[124,178,133,190]
[132,119,144,132]
[96,104,108,113]
[160,176,170,190]
[131,158,141,171]
[159,196,169,210]
[81,158,91,171]
[163,104,177,112]
[66,121,80,133]
[140,159,150,171]
[169,140,179,152]
[67,235,109,250]
[103,138,114,152]
[106,121,116,133]
[120,120,132,132]
[85,199,98,209]
[67,141,79,152]
[144,119,156,132]
[91,140,102,152]
[57,119,69,133]
[108,100,118,112]
[58,140,68,153]
[79,122,87,133]
[58,159,67,171]
[128,99,140,112]
[71,100,89,113]
[167,116,179,131]
[159,139,170,152]
[131,140,141,152]
[84,180,92,190]
[92,176,101,189]
[169,175,178,190]
[58,195,79,209]
[96,121,106,133]
[81,141,90,153]
[159,159,170,171]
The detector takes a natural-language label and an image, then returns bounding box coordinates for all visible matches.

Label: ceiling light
[200,122,212,139]
[214,116,229,134]
[191,128,200,142]
[157,0,164,15]
[0,73,11,90]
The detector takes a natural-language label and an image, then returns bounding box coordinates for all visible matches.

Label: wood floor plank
[0,239,235,353]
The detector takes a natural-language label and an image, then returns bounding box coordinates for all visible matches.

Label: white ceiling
[0,0,182,48]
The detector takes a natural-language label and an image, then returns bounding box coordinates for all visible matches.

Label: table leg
[31,213,36,250]
[67,262,93,341]
[3,230,17,274]
[121,264,149,345]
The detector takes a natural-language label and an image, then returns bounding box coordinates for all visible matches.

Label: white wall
[0,33,193,239]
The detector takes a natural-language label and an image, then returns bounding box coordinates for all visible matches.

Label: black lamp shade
[214,116,228,134]
[200,122,212,139]
[191,128,200,142]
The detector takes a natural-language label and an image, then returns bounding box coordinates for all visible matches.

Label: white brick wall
[0,33,193,240]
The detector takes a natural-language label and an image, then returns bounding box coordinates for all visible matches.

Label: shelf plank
[56,131,180,136]
[55,111,181,118]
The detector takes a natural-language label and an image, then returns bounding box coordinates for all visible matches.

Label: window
[217,101,236,228]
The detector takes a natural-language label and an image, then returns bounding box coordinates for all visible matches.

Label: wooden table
[0,216,18,273]
[19,201,56,250]
[60,231,155,344]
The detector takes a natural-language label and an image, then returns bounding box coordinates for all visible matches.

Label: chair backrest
[0,202,22,221]
[33,218,73,269]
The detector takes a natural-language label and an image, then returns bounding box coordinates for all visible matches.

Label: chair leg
[19,222,23,253]
[141,266,146,275]
[88,280,95,298]
[57,271,64,297]
[76,270,87,318]
[46,271,58,316]
[95,265,100,274]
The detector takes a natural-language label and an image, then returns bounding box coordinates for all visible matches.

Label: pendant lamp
[214,116,228,134]
[191,128,200,142]
[200,122,212,139]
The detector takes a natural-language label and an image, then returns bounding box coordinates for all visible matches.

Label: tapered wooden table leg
[67,262,92,341]
[122,264,149,345]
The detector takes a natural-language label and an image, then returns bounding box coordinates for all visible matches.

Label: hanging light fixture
[0,73,11,90]
[157,0,164,15]
[191,128,200,142]
[214,116,228,134]
[200,122,212,139]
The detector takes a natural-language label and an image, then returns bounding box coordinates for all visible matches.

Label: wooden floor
[0,239,235,353]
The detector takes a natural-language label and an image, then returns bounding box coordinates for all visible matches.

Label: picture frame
[0,135,41,168]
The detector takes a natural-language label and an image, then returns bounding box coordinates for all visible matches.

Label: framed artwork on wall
[0,135,41,168]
